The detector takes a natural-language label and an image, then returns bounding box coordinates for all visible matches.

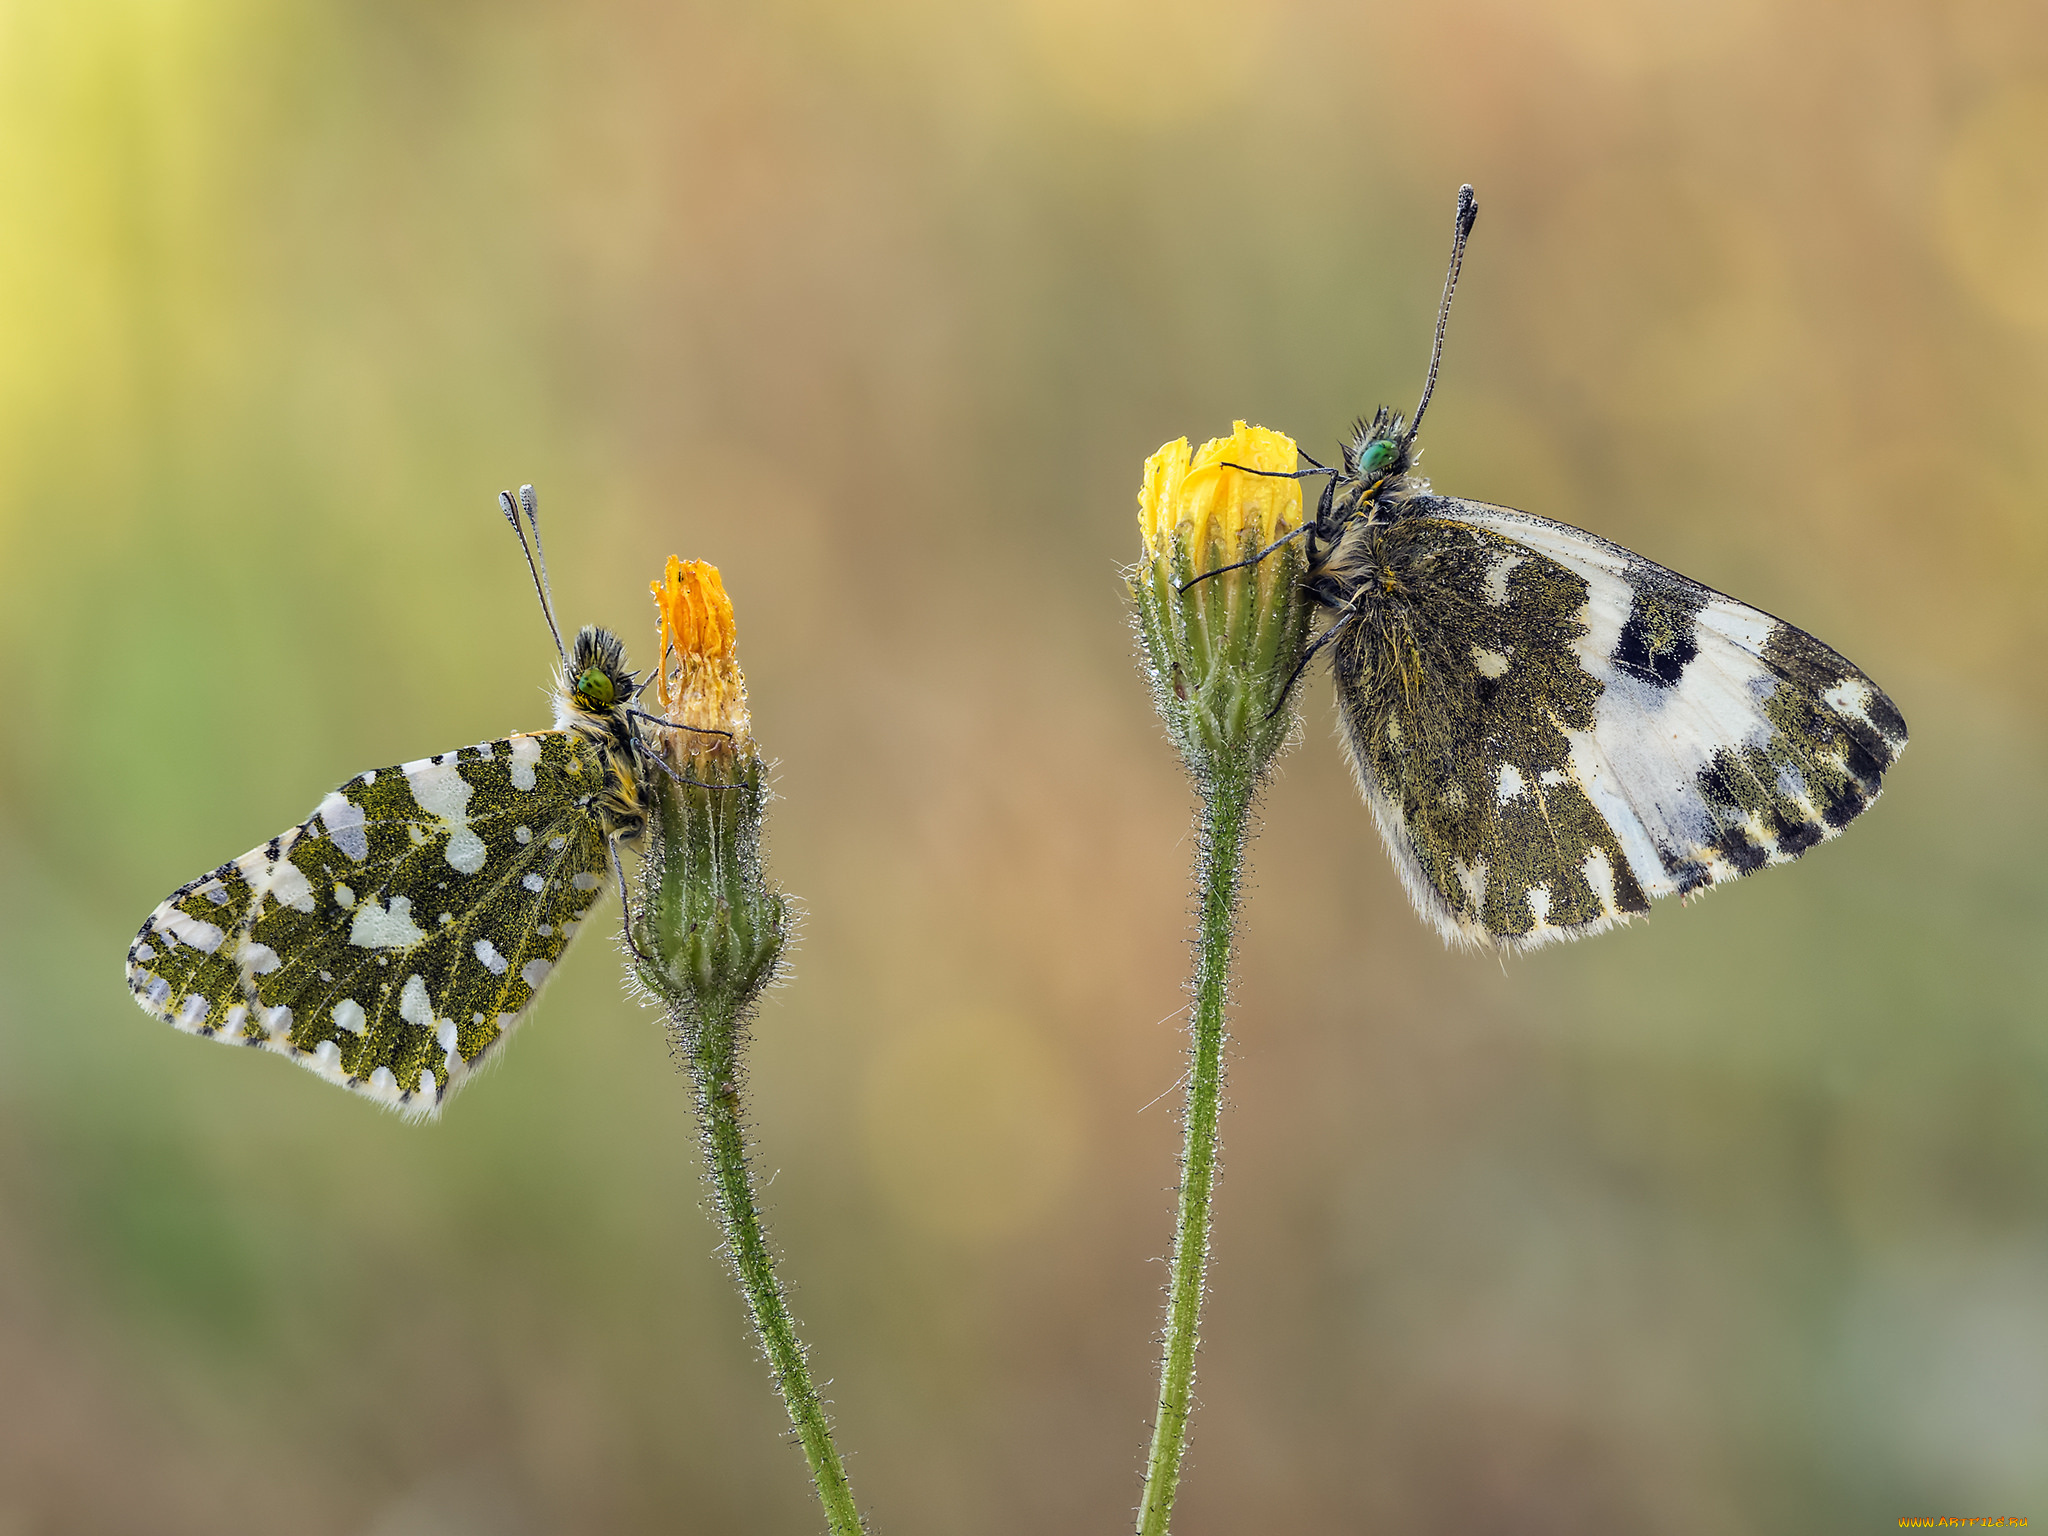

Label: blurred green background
[2,1,2044,1531]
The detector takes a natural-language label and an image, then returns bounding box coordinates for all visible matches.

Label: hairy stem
[1136,769,1252,1535]
[690,1006,865,1536]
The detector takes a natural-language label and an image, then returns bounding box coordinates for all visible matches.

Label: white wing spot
[1539,768,1568,788]
[267,859,316,914]
[509,735,542,792]
[349,894,427,949]
[1583,846,1622,916]
[177,993,210,1027]
[1822,678,1874,727]
[521,958,552,990]
[1496,764,1528,805]
[445,830,487,875]
[203,886,230,906]
[243,942,281,975]
[474,938,509,975]
[406,759,487,875]
[333,883,356,910]
[1471,646,1510,679]
[159,910,226,954]
[571,872,601,891]
[317,791,369,861]
[549,835,568,852]
[1483,553,1524,606]
[333,998,366,1035]
[398,974,436,1030]
[438,1019,458,1051]
[515,825,533,844]
[1453,857,1487,910]
[522,872,545,892]
[1526,883,1552,926]
[133,943,156,963]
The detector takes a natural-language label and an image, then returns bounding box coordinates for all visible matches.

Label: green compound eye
[577,668,615,708]
[1360,439,1399,475]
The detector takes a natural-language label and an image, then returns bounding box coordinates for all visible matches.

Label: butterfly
[1223,186,1907,950]
[125,487,684,1117]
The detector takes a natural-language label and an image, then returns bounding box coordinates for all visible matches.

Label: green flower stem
[637,759,863,1535]
[688,1007,864,1536]
[1137,765,1253,1536]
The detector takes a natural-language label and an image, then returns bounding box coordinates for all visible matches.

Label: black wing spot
[1841,740,1887,786]
[1710,828,1770,874]
[1613,595,1699,686]
[1820,778,1868,829]
[1768,808,1825,858]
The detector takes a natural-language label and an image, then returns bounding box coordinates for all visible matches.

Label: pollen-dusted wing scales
[127,731,615,1119]
[1328,496,1908,952]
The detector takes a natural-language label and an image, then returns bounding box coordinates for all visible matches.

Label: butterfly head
[1343,408,1412,487]
[562,624,638,723]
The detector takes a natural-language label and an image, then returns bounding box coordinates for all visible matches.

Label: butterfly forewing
[128,730,614,1118]
[1328,496,1907,950]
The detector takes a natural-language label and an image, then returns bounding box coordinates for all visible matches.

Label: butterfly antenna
[500,485,568,671]
[1403,184,1478,449]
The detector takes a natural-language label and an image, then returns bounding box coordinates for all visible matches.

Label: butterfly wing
[128,731,614,1118]
[1326,496,1907,950]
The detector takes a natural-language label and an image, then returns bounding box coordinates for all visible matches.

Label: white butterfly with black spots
[1263,187,1906,950]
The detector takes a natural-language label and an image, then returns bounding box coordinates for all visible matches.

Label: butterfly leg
[1265,589,1372,719]
[635,739,744,794]
[611,835,653,964]
[626,707,734,744]
[1218,462,1336,481]
[1176,521,1314,593]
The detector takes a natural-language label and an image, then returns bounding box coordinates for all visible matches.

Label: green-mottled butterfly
[126,487,684,1117]
[1215,185,1907,950]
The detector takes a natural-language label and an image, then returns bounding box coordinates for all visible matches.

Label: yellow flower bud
[1130,422,1314,779]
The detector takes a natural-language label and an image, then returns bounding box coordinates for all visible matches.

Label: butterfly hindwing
[128,731,614,1118]
[1328,496,1907,950]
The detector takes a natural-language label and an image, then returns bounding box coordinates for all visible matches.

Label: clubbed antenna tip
[500,482,568,670]
[1405,184,1480,447]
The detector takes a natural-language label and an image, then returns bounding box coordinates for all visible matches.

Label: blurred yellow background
[3,1,2044,1531]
